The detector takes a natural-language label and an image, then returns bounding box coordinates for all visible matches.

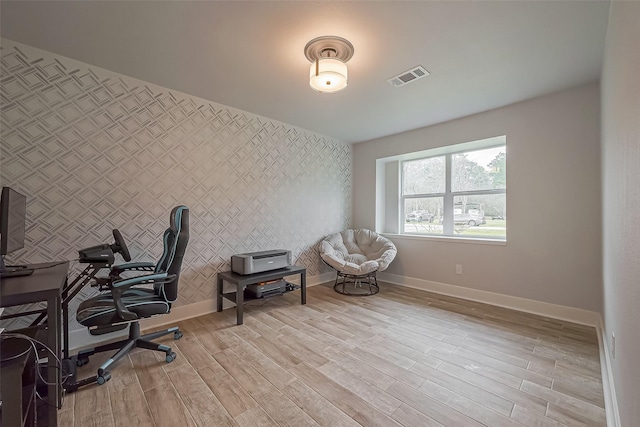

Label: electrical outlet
[455,264,463,275]
[612,332,616,359]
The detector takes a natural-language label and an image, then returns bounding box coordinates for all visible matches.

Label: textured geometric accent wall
[0,40,351,331]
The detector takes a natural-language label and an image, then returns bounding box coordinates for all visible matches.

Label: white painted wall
[353,83,602,312]
[601,1,640,425]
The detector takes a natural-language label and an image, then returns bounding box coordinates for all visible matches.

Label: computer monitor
[0,186,27,271]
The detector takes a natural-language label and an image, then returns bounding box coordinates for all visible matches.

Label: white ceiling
[0,1,610,143]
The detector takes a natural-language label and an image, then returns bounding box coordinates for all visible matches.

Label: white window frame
[399,137,506,240]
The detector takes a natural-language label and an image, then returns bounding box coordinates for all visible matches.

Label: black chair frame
[322,258,380,296]
[71,206,189,387]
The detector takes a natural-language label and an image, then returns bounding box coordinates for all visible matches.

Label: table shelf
[221,283,302,304]
[217,266,306,325]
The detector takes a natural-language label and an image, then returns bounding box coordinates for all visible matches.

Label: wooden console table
[216,265,306,325]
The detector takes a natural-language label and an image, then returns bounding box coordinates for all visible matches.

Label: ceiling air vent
[387,65,430,88]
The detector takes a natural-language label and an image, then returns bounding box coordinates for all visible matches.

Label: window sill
[381,233,507,246]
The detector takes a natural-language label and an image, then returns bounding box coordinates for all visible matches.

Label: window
[401,140,506,239]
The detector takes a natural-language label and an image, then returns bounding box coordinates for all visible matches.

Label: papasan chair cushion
[320,229,397,276]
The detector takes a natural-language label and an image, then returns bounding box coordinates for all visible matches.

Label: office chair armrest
[110,262,155,275]
[91,262,156,291]
[111,272,169,289]
[109,272,170,321]
[110,285,138,321]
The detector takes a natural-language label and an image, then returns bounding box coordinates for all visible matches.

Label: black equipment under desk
[1,261,69,427]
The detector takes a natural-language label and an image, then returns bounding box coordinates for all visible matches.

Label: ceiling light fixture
[304,36,354,93]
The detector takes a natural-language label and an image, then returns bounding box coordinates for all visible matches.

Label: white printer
[231,249,292,275]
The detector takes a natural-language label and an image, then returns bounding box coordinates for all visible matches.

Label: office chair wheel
[76,356,90,367]
[165,351,177,363]
[174,331,183,340]
[97,372,111,385]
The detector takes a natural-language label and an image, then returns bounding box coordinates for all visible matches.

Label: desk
[217,266,306,325]
[1,261,69,427]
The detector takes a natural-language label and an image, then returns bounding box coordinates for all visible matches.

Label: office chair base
[64,322,182,390]
[93,322,181,384]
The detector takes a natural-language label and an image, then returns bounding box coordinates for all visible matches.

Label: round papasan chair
[319,229,397,296]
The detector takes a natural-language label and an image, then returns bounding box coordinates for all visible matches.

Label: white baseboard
[596,317,621,427]
[68,270,333,351]
[378,272,601,326]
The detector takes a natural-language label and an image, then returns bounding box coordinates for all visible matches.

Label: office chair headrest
[170,205,189,233]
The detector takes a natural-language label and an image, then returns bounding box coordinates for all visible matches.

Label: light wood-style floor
[59,282,606,427]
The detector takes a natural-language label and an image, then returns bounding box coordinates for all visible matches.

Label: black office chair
[75,205,190,385]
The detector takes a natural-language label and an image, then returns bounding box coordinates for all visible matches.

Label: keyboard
[0,266,35,279]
